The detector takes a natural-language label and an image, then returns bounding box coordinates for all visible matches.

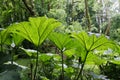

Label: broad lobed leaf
[49,32,73,50]
[10,17,61,46]
[71,31,117,62]
[72,31,116,51]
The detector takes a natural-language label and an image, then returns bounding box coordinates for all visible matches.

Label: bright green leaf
[11,17,61,46]
[20,47,37,57]
[49,32,73,50]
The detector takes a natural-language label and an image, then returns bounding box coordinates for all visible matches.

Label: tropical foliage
[0,0,120,80]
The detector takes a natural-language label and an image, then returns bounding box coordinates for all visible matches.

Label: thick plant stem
[0,44,3,52]
[76,51,89,80]
[0,33,3,52]
[11,50,14,64]
[11,47,17,64]
[61,50,64,80]
[33,47,39,80]
[30,63,33,80]
[74,58,81,80]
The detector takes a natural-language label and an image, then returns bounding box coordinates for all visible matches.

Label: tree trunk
[41,0,44,8]
[22,0,35,16]
[84,0,91,31]
[105,18,111,36]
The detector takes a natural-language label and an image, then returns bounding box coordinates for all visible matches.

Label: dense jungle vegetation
[0,0,120,80]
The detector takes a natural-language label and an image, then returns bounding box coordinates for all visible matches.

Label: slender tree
[84,0,91,31]
[22,0,36,16]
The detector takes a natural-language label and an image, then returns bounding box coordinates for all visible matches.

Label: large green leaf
[39,54,53,62]
[10,33,24,46]
[71,31,117,61]
[110,60,120,65]
[48,32,73,50]
[64,49,75,58]
[86,53,107,65]
[11,17,61,46]
[72,31,116,51]
[20,47,37,57]
[0,29,10,45]
[0,26,24,46]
